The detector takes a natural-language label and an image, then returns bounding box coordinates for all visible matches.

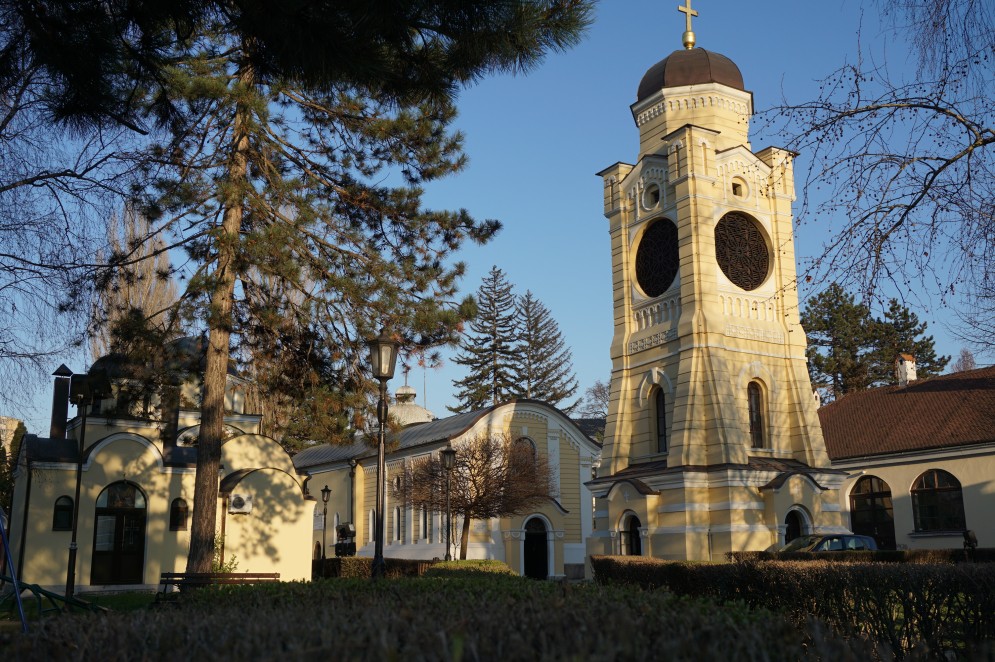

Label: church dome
[636,48,744,102]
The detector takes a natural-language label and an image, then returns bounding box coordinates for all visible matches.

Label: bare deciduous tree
[399,434,556,559]
[951,348,977,373]
[766,1,995,326]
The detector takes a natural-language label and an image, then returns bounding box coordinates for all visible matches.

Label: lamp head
[367,328,399,381]
[441,446,457,471]
[321,484,331,504]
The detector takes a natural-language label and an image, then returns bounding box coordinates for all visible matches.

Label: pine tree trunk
[459,516,471,560]
[186,61,254,574]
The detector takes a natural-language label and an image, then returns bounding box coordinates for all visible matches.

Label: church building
[586,5,846,563]
[6,349,314,593]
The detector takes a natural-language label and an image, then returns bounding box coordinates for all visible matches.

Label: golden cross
[678,0,698,49]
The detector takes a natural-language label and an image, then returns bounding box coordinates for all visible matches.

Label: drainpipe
[16,460,31,578]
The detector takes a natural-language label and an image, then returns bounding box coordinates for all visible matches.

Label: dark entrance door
[624,515,642,556]
[523,518,548,580]
[784,511,803,545]
[91,482,147,584]
[850,475,897,550]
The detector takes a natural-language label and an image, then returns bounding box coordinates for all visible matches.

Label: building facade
[822,364,995,551]
[7,359,313,592]
[295,396,601,579]
[586,14,845,564]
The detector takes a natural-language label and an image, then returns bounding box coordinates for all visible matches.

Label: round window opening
[714,212,769,291]
[635,219,679,298]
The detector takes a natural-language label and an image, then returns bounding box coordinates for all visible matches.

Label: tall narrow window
[169,498,188,531]
[654,388,668,453]
[393,506,402,543]
[420,506,429,540]
[748,382,765,449]
[368,509,376,543]
[912,469,966,532]
[53,496,74,530]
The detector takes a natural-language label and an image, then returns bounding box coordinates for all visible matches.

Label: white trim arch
[518,513,555,580]
[638,367,675,407]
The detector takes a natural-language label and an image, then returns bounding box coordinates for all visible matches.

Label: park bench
[156,572,280,602]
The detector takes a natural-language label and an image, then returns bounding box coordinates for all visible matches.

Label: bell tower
[587,3,844,562]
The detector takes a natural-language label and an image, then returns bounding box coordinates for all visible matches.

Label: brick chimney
[895,353,917,387]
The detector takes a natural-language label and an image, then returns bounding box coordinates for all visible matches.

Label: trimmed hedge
[729,548,995,564]
[313,556,437,579]
[2,576,886,660]
[592,555,995,659]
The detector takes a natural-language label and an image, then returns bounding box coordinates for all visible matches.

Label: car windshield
[779,535,821,552]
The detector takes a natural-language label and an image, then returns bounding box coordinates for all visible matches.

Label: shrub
[2,578,884,660]
[592,555,995,659]
[422,559,517,578]
[728,548,995,564]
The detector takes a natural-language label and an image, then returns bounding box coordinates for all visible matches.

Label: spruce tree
[91,8,593,575]
[870,300,949,384]
[513,290,579,410]
[800,284,879,401]
[450,266,519,412]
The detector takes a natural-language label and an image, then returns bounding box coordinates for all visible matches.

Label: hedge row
[729,548,995,564]
[3,576,889,660]
[591,555,995,660]
[312,557,517,579]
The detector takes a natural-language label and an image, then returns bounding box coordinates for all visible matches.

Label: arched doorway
[850,475,897,550]
[784,510,804,545]
[620,513,642,556]
[523,517,548,580]
[91,481,147,585]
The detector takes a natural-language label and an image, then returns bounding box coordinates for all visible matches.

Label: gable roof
[293,399,601,471]
[819,366,995,460]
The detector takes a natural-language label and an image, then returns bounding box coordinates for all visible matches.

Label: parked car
[778,534,878,552]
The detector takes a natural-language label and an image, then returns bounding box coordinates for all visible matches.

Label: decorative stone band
[723,323,785,344]
[629,328,678,353]
[503,529,565,540]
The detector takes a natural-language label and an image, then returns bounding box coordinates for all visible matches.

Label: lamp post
[320,485,331,560]
[65,369,110,606]
[367,329,399,579]
[441,446,457,562]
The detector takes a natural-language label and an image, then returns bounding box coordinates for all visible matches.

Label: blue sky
[408,0,968,416]
[14,1,972,431]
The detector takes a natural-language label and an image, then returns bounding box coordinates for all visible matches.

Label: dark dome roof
[636,48,744,102]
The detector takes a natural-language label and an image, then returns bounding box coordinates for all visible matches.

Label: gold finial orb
[678,0,698,50]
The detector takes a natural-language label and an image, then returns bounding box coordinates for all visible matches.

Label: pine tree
[450,267,519,412]
[1,2,594,574]
[800,284,879,401]
[870,300,949,384]
[513,290,579,410]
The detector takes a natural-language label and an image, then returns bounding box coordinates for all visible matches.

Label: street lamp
[441,446,457,562]
[367,329,399,579]
[320,485,331,561]
[65,368,110,606]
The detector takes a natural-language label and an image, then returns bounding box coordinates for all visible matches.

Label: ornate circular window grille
[635,219,679,298]
[714,212,769,291]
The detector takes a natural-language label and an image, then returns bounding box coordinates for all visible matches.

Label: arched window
[333,513,340,544]
[53,496,74,531]
[653,388,668,453]
[747,382,765,449]
[368,509,376,543]
[313,541,322,559]
[850,476,896,550]
[169,498,189,531]
[912,469,966,532]
[393,506,402,542]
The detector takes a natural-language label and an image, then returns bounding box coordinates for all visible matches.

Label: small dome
[636,48,744,102]
[395,384,417,403]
